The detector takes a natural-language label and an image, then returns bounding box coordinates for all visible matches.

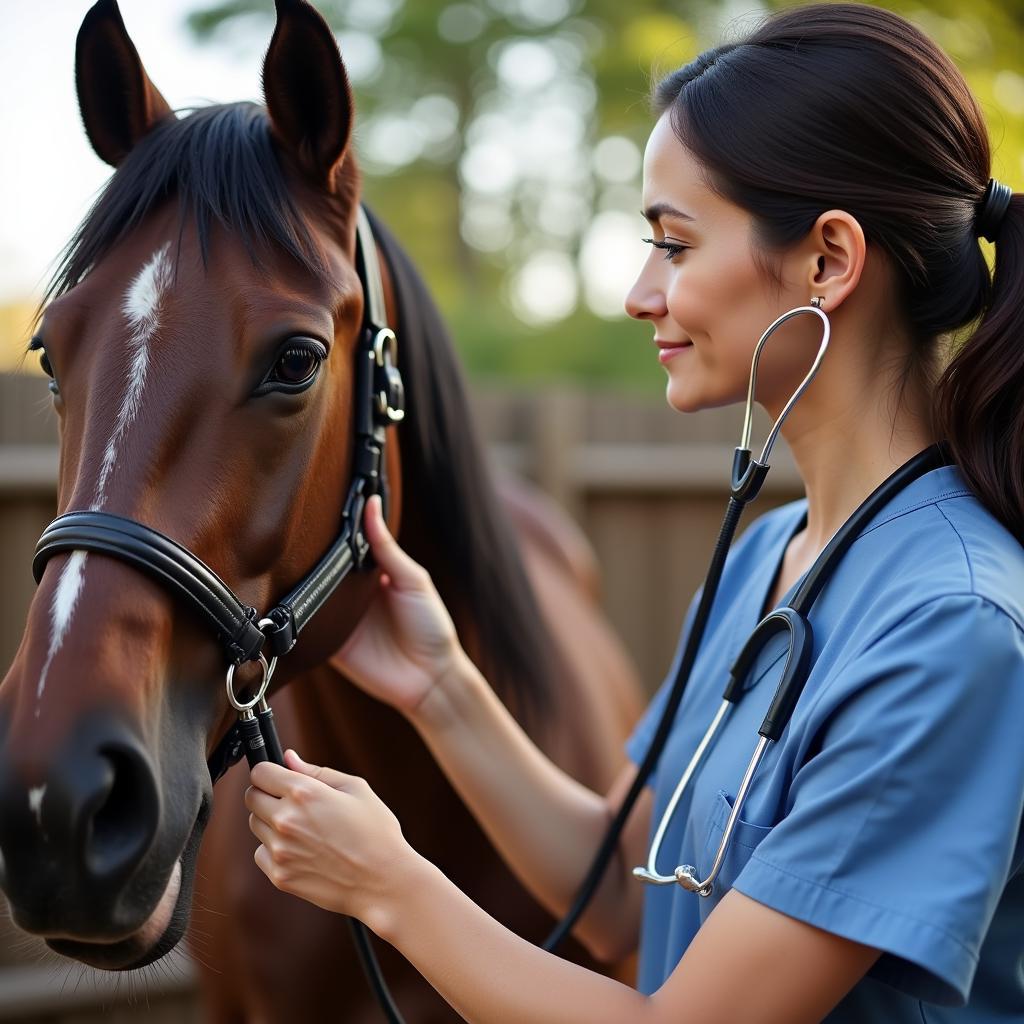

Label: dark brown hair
[655,2,1022,541]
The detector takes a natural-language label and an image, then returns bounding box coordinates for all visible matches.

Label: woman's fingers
[253,844,278,886]
[248,753,358,801]
[364,494,429,591]
[245,782,280,819]
[248,761,294,797]
[283,749,356,791]
[249,811,275,848]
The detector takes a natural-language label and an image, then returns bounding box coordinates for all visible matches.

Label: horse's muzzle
[0,711,162,940]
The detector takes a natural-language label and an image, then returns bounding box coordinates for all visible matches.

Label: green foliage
[186,0,1024,388]
[447,300,662,387]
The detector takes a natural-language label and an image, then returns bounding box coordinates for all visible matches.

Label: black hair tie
[975,178,1013,243]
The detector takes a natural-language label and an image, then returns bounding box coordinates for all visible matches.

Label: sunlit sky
[0,0,650,325]
[0,0,267,303]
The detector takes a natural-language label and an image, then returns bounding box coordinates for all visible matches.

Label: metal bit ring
[225,653,271,713]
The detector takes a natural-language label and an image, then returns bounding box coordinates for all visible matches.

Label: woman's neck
[772,337,939,555]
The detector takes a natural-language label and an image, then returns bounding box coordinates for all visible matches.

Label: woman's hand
[246,749,421,930]
[336,494,465,715]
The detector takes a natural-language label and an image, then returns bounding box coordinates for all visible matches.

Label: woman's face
[625,111,818,417]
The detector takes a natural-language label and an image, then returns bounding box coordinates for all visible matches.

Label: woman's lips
[656,339,694,364]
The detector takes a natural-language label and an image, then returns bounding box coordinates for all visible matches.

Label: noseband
[31,206,406,784]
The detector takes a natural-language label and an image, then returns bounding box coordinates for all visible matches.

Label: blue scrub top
[626,463,1024,1021]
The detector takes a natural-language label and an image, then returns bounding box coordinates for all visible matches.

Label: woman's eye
[256,339,328,396]
[641,237,690,262]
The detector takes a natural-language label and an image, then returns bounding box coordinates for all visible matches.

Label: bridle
[29,202,411,1022]
[30,205,411,1021]
[31,205,406,785]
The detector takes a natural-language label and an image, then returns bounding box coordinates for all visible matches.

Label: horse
[0,1,644,1021]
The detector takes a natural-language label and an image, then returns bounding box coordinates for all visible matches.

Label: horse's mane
[42,101,557,721]
[366,208,559,721]
[42,103,339,304]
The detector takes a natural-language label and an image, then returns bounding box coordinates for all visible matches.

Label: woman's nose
[624,265,668,321]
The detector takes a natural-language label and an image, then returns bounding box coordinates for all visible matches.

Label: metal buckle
[372,328,405,424]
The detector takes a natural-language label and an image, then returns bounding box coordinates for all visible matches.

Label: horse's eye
[275,345,321,385]
[255,339,327,396]
[29,337,59,396]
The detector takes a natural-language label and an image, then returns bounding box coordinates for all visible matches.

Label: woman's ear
[262,0,354,193]
[75,0,175,167]
[808,211,866,309]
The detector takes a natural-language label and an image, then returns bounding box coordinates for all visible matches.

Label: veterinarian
[245,4,1024,1020]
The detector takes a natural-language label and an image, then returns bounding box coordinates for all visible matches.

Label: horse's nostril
[83,746,159,883]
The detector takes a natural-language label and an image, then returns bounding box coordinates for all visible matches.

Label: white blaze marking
[36,549,89,706]
[28,785,46,829]
[36,244,173,712]
[93,243,173,509]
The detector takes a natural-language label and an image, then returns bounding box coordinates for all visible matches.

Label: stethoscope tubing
[542,493,750,949]
[542,303,832,946]
[638,442,950,893]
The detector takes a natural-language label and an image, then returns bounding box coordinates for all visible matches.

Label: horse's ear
[262,0,354,192]
[75,0,174,167]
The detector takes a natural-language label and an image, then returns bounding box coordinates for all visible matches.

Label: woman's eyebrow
[642,202,696,224]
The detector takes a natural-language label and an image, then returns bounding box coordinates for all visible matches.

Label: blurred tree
[186,0,1023,388]
[0,302,38,373]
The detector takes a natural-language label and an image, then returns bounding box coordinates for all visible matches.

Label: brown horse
[0,1,642,1021]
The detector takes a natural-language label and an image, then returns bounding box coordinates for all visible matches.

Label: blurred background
[0,0,1020,1019]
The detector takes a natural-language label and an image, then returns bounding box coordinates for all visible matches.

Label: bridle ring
[225,652,272,713]
[256,617,280,686]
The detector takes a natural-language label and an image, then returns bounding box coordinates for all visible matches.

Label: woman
[245,3,1024,1020]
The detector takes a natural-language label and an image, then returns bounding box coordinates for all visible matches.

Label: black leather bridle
[31,205,406,785]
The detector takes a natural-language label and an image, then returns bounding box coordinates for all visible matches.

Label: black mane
[367,208,559,721]
[45,101,556,720]
[44,103,334,304]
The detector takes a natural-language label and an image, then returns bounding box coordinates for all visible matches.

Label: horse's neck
[279,663,425,776]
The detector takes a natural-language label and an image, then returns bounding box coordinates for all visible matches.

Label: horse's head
[0,0,398,969]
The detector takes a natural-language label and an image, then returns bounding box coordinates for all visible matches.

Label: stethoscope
[621,299,951,896]
[537,298,950,953]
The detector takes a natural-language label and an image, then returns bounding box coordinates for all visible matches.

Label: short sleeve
[625,581,704,778]
[732,594,1024,1007]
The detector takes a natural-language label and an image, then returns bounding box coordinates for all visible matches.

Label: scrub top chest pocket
[673,629,791,915]
[697,788,776,919]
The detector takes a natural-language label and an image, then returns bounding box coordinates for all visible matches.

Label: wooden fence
[0,372,802,1019]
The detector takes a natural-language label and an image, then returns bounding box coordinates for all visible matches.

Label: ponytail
[936,194,1024,542]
